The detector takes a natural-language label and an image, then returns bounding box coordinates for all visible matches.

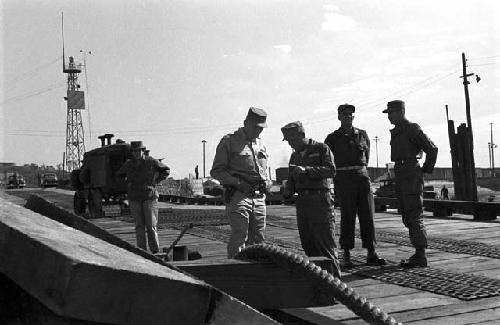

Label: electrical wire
[0,80,66,106]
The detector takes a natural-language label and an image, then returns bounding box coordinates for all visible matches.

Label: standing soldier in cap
[117,141,170,254]
[282,121,341,278]
[383,100,438,267]
[211,107,270,258]
[325,104,385,268]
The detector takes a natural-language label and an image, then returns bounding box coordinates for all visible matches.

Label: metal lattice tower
[63,56,86,173]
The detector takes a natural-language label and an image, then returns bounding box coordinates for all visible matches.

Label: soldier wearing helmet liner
[383,100,438,267]
[324,104,385,268]
[117,141,170,254]
[211,107,270,258]
[281,121,341,278]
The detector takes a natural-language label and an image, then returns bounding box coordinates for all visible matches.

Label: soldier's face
[131,149,143,159]
[388,110,404,125]
[284,133,306,151]
[244,122,264,140]
[338,111,354,127]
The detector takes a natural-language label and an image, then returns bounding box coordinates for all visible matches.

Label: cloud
[321,12,357,32]
[273,44,292,54]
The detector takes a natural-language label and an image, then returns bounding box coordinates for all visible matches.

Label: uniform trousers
[129,198,160,253]
[295,191,341,277]
[335,172,376,250]
[226,190,266,258]
[394,163,428,249]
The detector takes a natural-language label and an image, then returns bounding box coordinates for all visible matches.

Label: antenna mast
[62,12,86,174]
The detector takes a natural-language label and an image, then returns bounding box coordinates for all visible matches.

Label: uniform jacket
[117,157,170,201]
[210,127,269,187]
[390,119,438,173]
[324,127,370,168]
[286,139,335,192]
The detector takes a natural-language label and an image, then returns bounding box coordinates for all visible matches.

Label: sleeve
[155,159,170,182]
[285,154,297,194]
[305,144,336,179]
[364,131,371,164]
[210,136,240,186]
[324,134,334,152]
[411,125,438,173]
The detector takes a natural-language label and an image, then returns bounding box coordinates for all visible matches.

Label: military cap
[338,103,355,113]
[130,141,146,151]
[383,100,405,113]
[245,107,268,127]
[281,121,305,140]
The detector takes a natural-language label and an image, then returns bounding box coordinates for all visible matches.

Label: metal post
[80,50,92,146]
[374,136,379,169]
[202,140,207,178]
[491,123,496,177]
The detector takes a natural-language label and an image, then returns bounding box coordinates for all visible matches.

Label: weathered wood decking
[3,188,500,324]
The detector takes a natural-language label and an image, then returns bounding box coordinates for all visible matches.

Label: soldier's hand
[292,165,306,178]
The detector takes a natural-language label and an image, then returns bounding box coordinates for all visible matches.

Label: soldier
[383,100,438,267]
[211,107,270,258]
[324,104,385,268]
[282,121,341,278]
[117,141,170,254]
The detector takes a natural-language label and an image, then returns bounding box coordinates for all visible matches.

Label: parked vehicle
[71,134,131,218]
[39,173,58,188]
[6,173,26,189]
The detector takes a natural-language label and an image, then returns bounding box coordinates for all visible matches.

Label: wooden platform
[3,188,500,324]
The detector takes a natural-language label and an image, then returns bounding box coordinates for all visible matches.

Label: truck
[71,134,131,218]
[6,173,26,189]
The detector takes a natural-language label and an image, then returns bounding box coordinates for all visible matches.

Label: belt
[297,188,329,195]
[393,159,418,165]
[337,165,366,171]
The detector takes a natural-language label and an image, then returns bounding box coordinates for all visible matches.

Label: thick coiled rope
[235,244,401,325]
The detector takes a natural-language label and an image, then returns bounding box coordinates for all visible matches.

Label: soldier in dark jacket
[282,121,341,278]
[325,104,385,268]
[383,100,438,267]
[117,141,170,253]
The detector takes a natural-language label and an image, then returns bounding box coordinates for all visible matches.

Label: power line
[0,80,66,106]
[5,56,62,87]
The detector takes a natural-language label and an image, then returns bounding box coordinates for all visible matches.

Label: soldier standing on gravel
[117,141,170,254]
[324,104,385,268]
[383,100,438,267]
[211,107,270,258]
[281,121,341,278]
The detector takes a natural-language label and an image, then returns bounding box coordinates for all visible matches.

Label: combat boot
[342,249,354,268]
[400,249,428,268]
[366,250,386,266]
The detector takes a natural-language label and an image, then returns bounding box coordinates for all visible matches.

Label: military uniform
[325,127,377,251]
[282,122,341,278]
[384,100,438,267]
[211,108,269,258]
[117,141,170,253]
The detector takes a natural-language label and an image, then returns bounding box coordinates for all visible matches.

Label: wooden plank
[385,296,500,323]
[173,257,336,309]
[0,197,277,324]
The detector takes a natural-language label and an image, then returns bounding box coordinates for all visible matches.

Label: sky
[1,0,499,179]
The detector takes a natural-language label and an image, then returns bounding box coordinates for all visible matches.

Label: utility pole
[459,52,478,201]
[461,52,474,142]
[202,140,207,178]
[80,49,92,146]
[490,123,496,177]
[373,136,379,169]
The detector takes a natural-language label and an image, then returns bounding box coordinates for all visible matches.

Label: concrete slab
[0,197,276,325]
